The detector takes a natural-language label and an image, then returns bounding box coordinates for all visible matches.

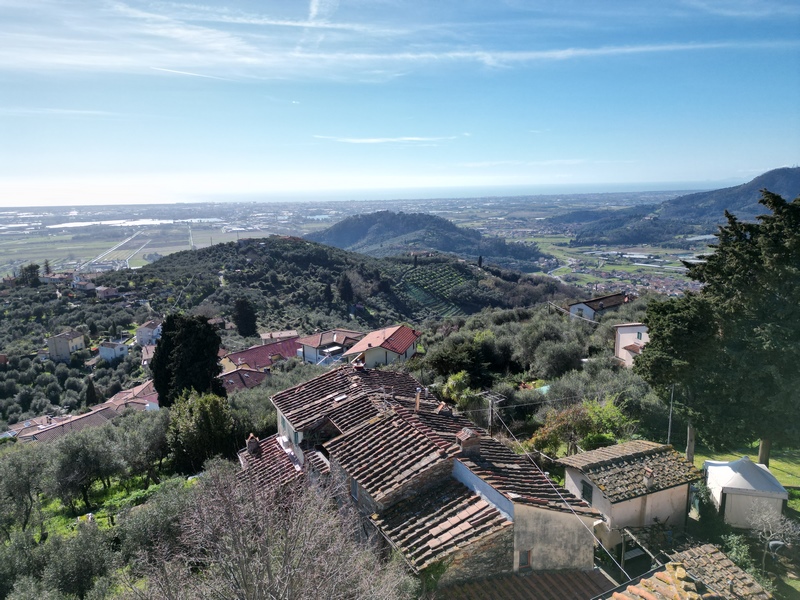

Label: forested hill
[657,166,800,223]
[98,236,578,332]
[557,167,800,245]
[306,211,546,272]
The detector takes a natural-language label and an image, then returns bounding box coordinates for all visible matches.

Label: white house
[99,341,128,363]
[558,440,701,549]
[135,320,162,346]
[342,324,421,368]
[704,456,788,529]
[614,323,649,368]
[569,293,632,321]
[295,329,364,365]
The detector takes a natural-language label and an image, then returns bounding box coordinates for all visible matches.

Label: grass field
[693,443,800,488]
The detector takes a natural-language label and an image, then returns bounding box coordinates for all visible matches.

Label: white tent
[704,456,788,528]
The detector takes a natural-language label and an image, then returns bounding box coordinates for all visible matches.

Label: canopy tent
[704,456,787,528]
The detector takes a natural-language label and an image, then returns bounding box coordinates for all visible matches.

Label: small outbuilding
[704,456,788,529]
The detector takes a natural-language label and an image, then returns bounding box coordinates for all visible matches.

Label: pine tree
[232,298,258,337]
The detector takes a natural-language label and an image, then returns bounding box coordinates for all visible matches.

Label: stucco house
[569,293,633,321]
[95,285,118,300]
[135,320,162,346]
[558,440,701,550]
[613,323,649,368]
[704,456,788,529]
[342,324,421,368]
[219,338,300,373]
[99,341,128,363]
[255,366,598,587]
[47,330,86,363]
[295,329,364,365]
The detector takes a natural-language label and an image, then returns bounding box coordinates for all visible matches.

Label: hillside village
[0,192,798,599]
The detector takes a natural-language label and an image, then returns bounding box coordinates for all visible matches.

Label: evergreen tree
[637,191,800,464]
[167,392,235,473]
[43,259,51,275]
[337,273,354,304]
[84,377,98,407]
[232,298,257,337]
[151,314,225,408]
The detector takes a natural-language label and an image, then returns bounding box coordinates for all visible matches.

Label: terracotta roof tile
[343,325,421,357]
[437,569,615,600]
[295,329,364,349]
[237,434,307,487]
[558,441,701,504]
[372,478,511,571]
[223,339,300,371]
[668,544,772,599]
[602,562,726,600]
[219,367,268,393]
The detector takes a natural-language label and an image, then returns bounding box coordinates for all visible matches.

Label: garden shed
[704,456,788,528]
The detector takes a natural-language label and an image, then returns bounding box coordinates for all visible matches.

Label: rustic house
[251,366,599,587]
[558,441,701,550]
[47,330,86,363]
[342,324,421,368]
[219,338,300,372]
[569,293,633,321]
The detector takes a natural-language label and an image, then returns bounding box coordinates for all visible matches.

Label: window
[581,481,593,505]
[637,331,643,340]
[350,478,359,500]
[518,550,530,569]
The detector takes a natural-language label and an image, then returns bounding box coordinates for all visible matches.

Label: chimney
[434,402,452,416]
[643,467,654,490]
[246,433,260,456]
[415,387,421,412]
[456,428,481,458]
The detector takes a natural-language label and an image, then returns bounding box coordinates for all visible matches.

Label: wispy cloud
[681,0,800,18]
[150,66,231,80]
[314,135,457,144]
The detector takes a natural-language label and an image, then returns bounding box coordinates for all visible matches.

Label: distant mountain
[554,167,800,245]
[306,211,546,272]
[658,167,800,223]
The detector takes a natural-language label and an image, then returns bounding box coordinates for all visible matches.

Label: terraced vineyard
[401,263,475,317]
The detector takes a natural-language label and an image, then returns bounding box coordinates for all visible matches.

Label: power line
[493,411,631,581]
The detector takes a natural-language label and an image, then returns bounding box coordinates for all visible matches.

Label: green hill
[98,236,578,332]
[306,211,546,272]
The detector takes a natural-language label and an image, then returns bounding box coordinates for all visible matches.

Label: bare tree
[122,461,416,600]
[749,507,800,571]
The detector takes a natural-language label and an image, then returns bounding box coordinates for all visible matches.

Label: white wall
[513,504,595,571]
[569,303,595,320]
[723,493,784,528]
[614,324,649,368]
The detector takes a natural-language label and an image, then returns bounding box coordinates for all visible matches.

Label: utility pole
[488,397,494,437]
[667,384,674,445]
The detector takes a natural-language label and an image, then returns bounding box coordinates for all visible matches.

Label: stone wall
[379,459,454,511]
[435,525,514,588]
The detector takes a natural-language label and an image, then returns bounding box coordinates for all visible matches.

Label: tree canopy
[151,314,225,408]
[637,190,800,462]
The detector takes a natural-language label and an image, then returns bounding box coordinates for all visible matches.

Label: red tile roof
[271,366,424,432]
[19,406,117,442]
[558,441,701,504]
[668,544,772,599]
[603,562,726,600]
[223,338,300,370]
[219,367,268,393]
[437,569,615,600]
[237,433,305,487]
[324,410,459,505]
[372,478,511,571]
[343,325,421,357]
[569,293,633,311]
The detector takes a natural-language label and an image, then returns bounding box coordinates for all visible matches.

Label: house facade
[99,341,128,363]
[135,320,162,346]
[342,324,421,368]
[295,329,364,365]
[613,323,649,367]
[558,440,700,549]
[47,330,86,363]
[568,293,633,321]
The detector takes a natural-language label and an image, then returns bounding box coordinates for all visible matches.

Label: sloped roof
[372,478,511,571]
[223,338,300,371]
[461,438,596,515]
[558,441,701,503]
[271,365,423,431]
[601,562,725,600]
[237,434,304,487]
[52,330,83,340]
[295,329,364,349]
[668,544,772,599]
[704,456,787,499]
[20,406,117,442]
[219,367,268,393]
[438,569,614,600]
[324,410,458,505]
[137,320,162,331]
[569,293,631,311]
[105,379,159,412]
[343,324,421,357]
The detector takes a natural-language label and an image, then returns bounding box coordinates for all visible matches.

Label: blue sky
[0,0,798,206]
